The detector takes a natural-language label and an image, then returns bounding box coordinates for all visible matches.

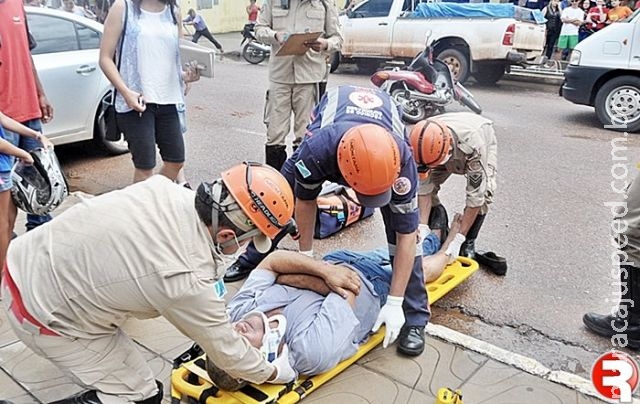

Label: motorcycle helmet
[409,119,453,168]
[337,124,401,208]
[11,148,69,215]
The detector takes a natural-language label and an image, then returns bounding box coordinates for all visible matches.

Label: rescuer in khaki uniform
[255,0,343,170]
[409,112,498,271]
[1,163,303,404]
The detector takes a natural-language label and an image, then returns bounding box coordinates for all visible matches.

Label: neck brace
[242,311,287,362]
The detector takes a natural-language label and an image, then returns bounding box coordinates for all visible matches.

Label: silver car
[26,6,128,155]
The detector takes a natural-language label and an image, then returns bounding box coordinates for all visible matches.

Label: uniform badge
[295,160,312,178]
[349,91,383,110]
[393,177,412,195]
[468,172,483,189]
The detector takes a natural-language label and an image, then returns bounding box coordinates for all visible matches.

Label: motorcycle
[241,23,270,65]
[370,35,482,123]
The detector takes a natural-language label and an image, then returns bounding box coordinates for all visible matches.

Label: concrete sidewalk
[201,31,565,86]
[1,195,612,403]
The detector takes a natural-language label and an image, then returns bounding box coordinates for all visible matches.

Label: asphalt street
[53,56,640,379]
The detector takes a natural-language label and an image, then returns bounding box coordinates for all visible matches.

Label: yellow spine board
[171,257,479,404]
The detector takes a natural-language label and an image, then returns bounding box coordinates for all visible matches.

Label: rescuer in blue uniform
[225,85,428,356]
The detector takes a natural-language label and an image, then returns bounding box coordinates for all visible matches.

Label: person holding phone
[99,0,200,184]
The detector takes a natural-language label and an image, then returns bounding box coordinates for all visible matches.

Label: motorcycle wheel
[455,84,482,115]
[391,88,428,124]
[242,43,267,65]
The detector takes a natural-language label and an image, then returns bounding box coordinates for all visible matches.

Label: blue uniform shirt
[291,85,419,234]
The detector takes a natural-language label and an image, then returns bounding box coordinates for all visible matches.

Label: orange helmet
[337,124,401,208]
[221,162,295,243]
[409,119,453,168]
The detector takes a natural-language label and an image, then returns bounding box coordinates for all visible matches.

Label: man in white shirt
[558,0,585,60]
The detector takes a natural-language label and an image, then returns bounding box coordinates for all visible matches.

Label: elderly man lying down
[209,215,462,388]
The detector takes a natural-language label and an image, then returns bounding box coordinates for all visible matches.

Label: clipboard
[275,31,323,56]
[179,39,215,78]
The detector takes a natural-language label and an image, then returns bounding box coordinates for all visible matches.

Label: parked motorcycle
[370,36,482,123]
[241,23,270,65]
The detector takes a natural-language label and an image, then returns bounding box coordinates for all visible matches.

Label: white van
[562,10,640,132]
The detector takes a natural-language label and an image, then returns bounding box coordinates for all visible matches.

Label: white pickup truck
[332,0,546,84]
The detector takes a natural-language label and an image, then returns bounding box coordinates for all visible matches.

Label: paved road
[54,56,640,378]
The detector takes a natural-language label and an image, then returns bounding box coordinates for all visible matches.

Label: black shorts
[117,104,185,170]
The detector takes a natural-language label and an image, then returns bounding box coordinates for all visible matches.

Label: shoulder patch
[468,172,483,189]
[295,160,312,179]
[467,159,483,172]
[348,90,383,110]
[393,177,412,196]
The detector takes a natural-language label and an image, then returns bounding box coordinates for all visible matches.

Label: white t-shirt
[137,6,183,105]
[560,7,585,36]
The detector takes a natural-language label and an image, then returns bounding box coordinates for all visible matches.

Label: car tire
[595,76,640,133]
[94,102,130,156]
[437,48,469,84]
[472,63,505,85]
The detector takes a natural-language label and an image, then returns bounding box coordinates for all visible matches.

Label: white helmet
[11,148,69,215]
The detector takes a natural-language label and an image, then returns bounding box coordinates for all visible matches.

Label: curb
[426,323,631,404]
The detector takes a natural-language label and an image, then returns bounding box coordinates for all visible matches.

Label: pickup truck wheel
[437,49,469,84]
[473,63,505,85]
[329,52,340,73]
[595,76,640,132]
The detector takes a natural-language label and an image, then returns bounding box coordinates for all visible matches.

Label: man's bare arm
[276,274,357,307]
[259,250,361,297]
[276,274,330,295]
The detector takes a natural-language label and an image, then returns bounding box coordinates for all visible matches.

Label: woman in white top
[99,0,199,183]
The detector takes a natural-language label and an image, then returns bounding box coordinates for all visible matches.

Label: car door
[342,0,394,56]
[27,12,102,144]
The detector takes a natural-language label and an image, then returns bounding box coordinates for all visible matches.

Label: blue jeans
[3,119,52,230]
[422,232,441,256]
[321,233,441,306]
[323,249,393,306]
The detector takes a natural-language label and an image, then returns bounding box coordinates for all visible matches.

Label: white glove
[267,344,297,384]
[372,295,405,348]
[299,250,314,258]
[445,233,466,263]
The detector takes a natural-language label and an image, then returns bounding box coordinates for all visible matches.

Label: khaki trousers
[1,286,157,402]
[265,82,317,147]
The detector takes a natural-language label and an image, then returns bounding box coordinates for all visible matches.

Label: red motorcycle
[371,41,482,123]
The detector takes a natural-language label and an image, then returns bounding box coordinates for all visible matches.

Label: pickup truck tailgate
[513,22,546,52]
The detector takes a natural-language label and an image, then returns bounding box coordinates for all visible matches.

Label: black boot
[583,264,640,349]
[49,391,102,404]
[223,259,255,283]
[48,381,163,404]
[459,214,486,259]
[428,204,449,245]
[397,325,425,356]
[265,145,287,171]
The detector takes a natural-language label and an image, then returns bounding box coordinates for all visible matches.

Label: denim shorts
[0,171,12,192]
[116,104,185,170]
[323,249,393,306]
